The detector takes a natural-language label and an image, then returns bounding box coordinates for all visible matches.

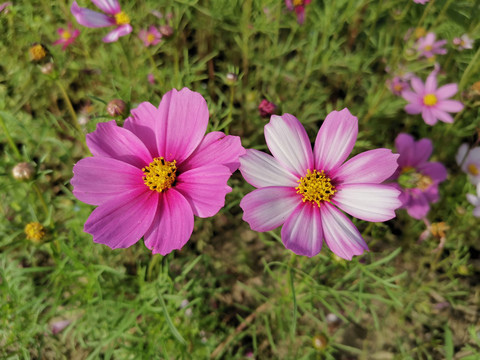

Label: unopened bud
[258,99,276,118]
[12,162,35,181]
[159,25,173,37]
[312,334,328,351]
[106,99,127,117]
[225,72,238,86]
[40,62,55,75]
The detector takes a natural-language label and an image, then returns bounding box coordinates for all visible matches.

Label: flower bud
[159,25,173,37]
[225,72,238,86]
[25,222,46,243]
[312,334,328,351]
[40,62,55,75]
[258,99,277,118]
[106,99,127,117]
[12,162,35,181]
[29,43,49,63]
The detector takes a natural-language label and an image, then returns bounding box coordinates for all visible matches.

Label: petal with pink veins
[71,1,114,28]
[91,0,121,15]
[71,157,146,206]
[143,189,194,255]
[320,203,368,260]
[264,114,314,177]
[239,149,299,188]
[84,189,158,249]
[175,164,232,218]
[314,108,358,173]
[333,184,401,222]
[180,132,245,173]
[240,187,300,232]
[281,202,322,257]
[86,120,152,168]
[102,24,132,42]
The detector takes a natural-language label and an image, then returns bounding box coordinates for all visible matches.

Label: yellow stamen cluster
[293,0,304,6]
[142,157,177,192]
[115,11,130,25]
[29,44,47,61]
[415,173,433,191]
[424,45,433,51]
[468,163,479,176]
[423,94,437,106]
[61,31,71,40]
[147,33,155,43]
[296,169,336,207]
[25,222,46,243]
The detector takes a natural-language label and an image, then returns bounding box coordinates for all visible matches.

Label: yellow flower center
[468,163,479,176]
[293,0,304,6]
[25,222,46,243]
[142,157,177,192]
[423,94,437,106]
[61,31,71,40]
[29,44,47,61]
[394,84,403,92]
[115,11,130,25]
[147,33,155,43]
[424,45,433,51]
[295,169,336,207]
[399,167,433,190]
[416,174,433,191]
[414,27,426,39]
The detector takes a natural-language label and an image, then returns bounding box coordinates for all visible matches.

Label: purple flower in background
[258,99,277,118]
[453,34,474,51]
[71,0,132,43]
[392,133,447,220]
[285,0,311,24]
[456,144,480,185]
[239,109,401,260]
[53,23,80,50]
[138,26,162,47]
[416,32,447,58]
[466,183,480,217]
[388,75,412,96]
[402,70,463,125]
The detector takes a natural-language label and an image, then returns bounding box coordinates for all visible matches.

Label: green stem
[32,183,50,223]
[0,113,22,160]
[288,253,297,339]
[459,46,480,90]
[416,0,435,29]
[432,0,455,27]
[55,80,80,133]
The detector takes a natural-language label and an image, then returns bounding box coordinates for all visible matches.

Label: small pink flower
[456,144,480,185]
[0,2,12,13]
[147,73,155,85]
[239,109,401,259]
[71,0,132,43]
[71,88,245,254]
[53,23,80,50]
[466,183,480,217]
[413,0,429,4]
[51,320,71,335]
[138,26,162,47]
[453,34,474,50]
[402,70,463,125]
[258,99,276,118]
[391,134,447,220]
[388,76,411,96]
[285,0,311,24]
[416,32,447,58]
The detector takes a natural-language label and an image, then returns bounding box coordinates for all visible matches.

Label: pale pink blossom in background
[239,109,401,260]
[50,320,71,335]
[413,0,429,4]
[456,144,480,185]
[402,70,463,125]
[466,183,480,217]
[53,23,80,50]
[0,1,12,13]
[71,0,132,43]
[147,73,155,85]
[391,134,447,220]
[285,0,311,24]
[71,88,245,255]
[138,26,162,47]
[388,75,412,96]
[453,34,474,50]
[416,32,447,58]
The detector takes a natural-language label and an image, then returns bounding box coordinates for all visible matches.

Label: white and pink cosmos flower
[416,32,447,58]
[239,109,402,260]
[402,70,463,125]
[71,0,132,43]
[71,88,245,255]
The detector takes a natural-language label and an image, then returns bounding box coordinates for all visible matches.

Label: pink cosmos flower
[413,0,429,4]
[391,134,447,220]
[416,32,447,58]
[71,0,132,43]
[402,70,464,125]
[239,109,401,260]
[71,88,245,255]
[0,2,12,13]
[53,23,80,50]
[138,26,162,47]
[285,0,311,24]
[453,34,474,51]
[258,99,277,118]
[456,144,480,185]
[466,183,480,217]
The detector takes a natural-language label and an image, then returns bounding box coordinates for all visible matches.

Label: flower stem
[459,45,480,90]
[55,80,81,133]
[288,253,297,339]
[0,113,22,160]
[32,183,50,223]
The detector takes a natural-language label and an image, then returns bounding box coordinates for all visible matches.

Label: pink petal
[102,24,132,42]
[436,100,464,113]
[431,108,454,123]
[410,77,424,94]
[402,90,421,103]
[285,0,294,11]
[240,187,300,232]
[86,120,152,168]
[332,149,399,185]
[143,189,194,255]
[313,108,358,172]
[124,102,159,158]
[421,108,438,125]
[155,88,209,163]
[180,131,245,174]
[425,72,437,93]
[333,184,401,222]
[264,114,314,178]
[175,164,232,218]
[417,162,447,182]
[412,138,433,166]
[71,157,145,206]
[436,83,458,100]
[281,202,322,257]
[239,149,299,188]
[295,6,305,24]
[320,203,368,260]
[84,189,158,249]
[395,133,415,167]
[91,0,121,15]
[405,103,423,114]
[71,1,114,28]
[404,191,430,219]
[455,143,469,166]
